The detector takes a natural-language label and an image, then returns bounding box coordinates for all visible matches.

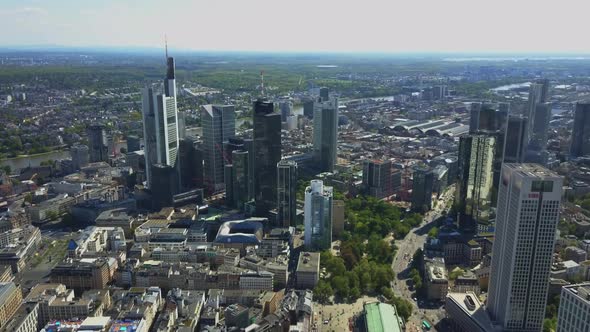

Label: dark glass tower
[503,116,527,163]
[570,103,590,158]
[277,160,298,227]
[411,165,434,213]
[87,124,109,163]
[179,138,203,191]
[313,97,338,173]
[253,99,282,215]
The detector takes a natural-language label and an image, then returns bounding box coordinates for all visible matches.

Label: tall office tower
[141,56,181,189]
[570,103,590,158]
[70,144,89,170]
[178,138,203,190]
[279,101,292,122]
[86,125,109,163]
[231,150,250,210]
[362,159,393,199]
[503,116,528,163]
[487,164,562,332]
[556,283,590,332]
[525,79,550,146]
[151,163,179,209]
[223,138,246,164]
[252,99,282,215]
[469,102,482,134]
[304,180,333,250]
[126,135,140,152]
[201,105,236,193]
[457,135,497,233]
[313,96,338,173]
[411,165,434,212]
[303,99,314,119]
[525,102,551,162]
[177,111,186,140]
[319,87,330,101]
[277,160,298,227]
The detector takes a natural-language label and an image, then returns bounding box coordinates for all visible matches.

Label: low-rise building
[0,282,22,328]
[296,252,320,290]
[363,302,404,332]
[0,302,38,332]
[425,260,448,301]
[50,258,117,291]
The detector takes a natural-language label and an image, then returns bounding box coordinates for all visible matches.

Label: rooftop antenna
[260,70,265,96]
[165,34,168,59]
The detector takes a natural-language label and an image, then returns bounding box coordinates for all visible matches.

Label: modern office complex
[253,99,282,215]
[304,180,333,250]
[503,116,528,163]
[70,144,89,170]
[313,96,338,173]
[277,160,298,227]
[362,159,394,199]
[487,164,563,332]
[457,135,497,233]
[570,102,590,158]
[556,283,590,332]
[178,138,203,191]
[141,56,181,189]
[411,165,434,212]
[201,104,236,193]
[86,124,109,163]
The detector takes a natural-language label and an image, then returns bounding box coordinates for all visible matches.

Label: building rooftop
[297,252,320,273]
[446,292,494,331]
[364,302,403,332]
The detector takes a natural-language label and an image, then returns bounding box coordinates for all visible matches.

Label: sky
[1,0,590,53]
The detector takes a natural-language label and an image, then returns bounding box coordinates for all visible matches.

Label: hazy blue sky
[1,0,589,53]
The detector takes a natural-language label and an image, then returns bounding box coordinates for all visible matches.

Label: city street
[390,187,455,331]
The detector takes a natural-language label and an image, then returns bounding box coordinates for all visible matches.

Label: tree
[1,165,10,175]
[332,276,350,299]
[391,296,413,321]
[314,280,333,303]
[428,226,439,238]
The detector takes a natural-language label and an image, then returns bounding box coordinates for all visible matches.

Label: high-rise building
[151,164,179,209]
[525,79,550,154]
[526,102,551,153]
[141,56,181,189]
[70,144,89,170]
[178,138,203,190]
[304,180,333,250]
[86,125,109,163]
[303,99,314,119]
[556,283,590,332]
[570,103,590,158]
[253,99,282,215]
[279,101,292,122]
[457,135,497,233]
[411,165,434,212]
[277,160,298,227]
[231,150,251,210]
[503,116,528,163]
[201,105,236,193]
[362,159,394,199]
[313,96,338,173]
[487,164,562,332]
[224,164,234,206]
[469,102,481,134]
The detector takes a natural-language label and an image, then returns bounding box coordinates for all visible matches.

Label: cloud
[0,6,47,17]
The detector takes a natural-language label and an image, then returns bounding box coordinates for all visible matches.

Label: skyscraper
[279,101,292,122]
[304,180,333,250]
[503,116,528,163]
[277,160,298,227]
[313,96,338,173]
[231,150,251,210]
[526,102,551,153]
[524,79,550,157]
[70,144,89,170]
[457,135,497,233]
[141,56,181,189]
[570,102,590,158]
[201,105,236,193]
[556,283,590,332]
[178,138,203,191]
[411,165,434,212]
[253,99,282,215]
[86,124,109,163]
[487,164,562,332]
[151,163,179,210]
[362,159,394,199]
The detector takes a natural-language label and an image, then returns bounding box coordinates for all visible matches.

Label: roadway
[391,186,455,331]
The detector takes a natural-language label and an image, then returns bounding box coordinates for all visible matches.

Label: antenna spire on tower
[165,34,168,59]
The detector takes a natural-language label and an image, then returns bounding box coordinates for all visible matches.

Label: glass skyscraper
[304,180,333,250]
